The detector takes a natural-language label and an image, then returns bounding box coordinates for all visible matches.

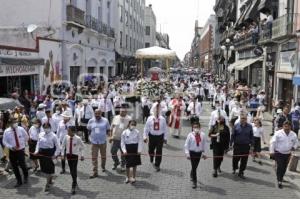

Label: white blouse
[28,126,42,141]
[121,129,143,153]
[35,132,60,156]
[252,124,265,142]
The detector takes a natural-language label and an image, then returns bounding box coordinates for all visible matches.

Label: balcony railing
[259,13,300,43]
[66,4,85,25]
[85,15,115,38]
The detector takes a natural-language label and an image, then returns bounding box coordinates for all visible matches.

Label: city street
[0,102,299,199]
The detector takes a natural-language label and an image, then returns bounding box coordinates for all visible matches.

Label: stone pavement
[0,103,299,199]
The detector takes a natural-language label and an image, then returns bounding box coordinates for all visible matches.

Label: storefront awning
[0,57,44,65]
[227,60,244,71]
[244,0,261,22]
[235,57,263,71]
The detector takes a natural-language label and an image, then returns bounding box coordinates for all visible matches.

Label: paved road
[0,102,300,199]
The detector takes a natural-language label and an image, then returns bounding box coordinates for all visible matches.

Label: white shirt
[144,115,168,140]
[42,116,56,133]
[141,97,152,108]
[187,101,202,116]
[150,101,168,116]
[229,107,241,120]
[3,126,29,150]
[99,98,115,114]
[208,109,229,128]
[36,111,46,121]
[57,120,74,144]
[52,113,63,132]
[184,131,208,156]
[121,128,143,153]
[111,115,132,140]
[252,124,265,142]
[270,130,298,154]
[35,131,60,156]
[61,135,85,156]
[90,99,100,108]
[80,105,94,120]
[113,95,125,107]
[28,126,42,141]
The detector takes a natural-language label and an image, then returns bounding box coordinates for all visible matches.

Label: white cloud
[146,0,215,60]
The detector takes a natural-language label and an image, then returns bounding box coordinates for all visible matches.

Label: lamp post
[221,38,234,81]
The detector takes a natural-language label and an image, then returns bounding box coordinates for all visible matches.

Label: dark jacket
[230,123,254,146]
[209,123,230,150]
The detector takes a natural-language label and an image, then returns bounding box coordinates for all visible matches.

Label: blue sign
[293,75,300,85]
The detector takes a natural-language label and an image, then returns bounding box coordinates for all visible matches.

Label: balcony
[233,34,255,50]
[66,4,85,25]
[85,15,115,38]
[259,13,300,44]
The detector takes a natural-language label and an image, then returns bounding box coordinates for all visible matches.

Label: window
[130,37,132,51]
[86,0,91,16]
[145,43,150,48]
[70,0,77,6]
[145,26,150,35]
[98,3,102,22]
[120,31,123,48]
[107,1,111,26]
[126,35,128,49]
[120,6,123,22]
[125,11,128,25]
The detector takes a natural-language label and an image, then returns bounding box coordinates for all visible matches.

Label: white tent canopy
[135,46,177,59]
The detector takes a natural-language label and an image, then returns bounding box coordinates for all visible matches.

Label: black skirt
[39,148,55,174]
[125,144,141,168]
[253,137,261,153]
[143,106,150,118]
[29,140,38,160]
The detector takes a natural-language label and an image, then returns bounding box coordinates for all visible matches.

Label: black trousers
[148,134,164,167]
[232,144,250,173]
[9,149,28,184]
[275,152,290,182]
[190,151,202,182]
[103,111,113,124]
[67,154,79,186]
[213,144,225,170]
[61,148,66,171]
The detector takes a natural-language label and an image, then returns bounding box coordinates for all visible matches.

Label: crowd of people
[0,74,299,194]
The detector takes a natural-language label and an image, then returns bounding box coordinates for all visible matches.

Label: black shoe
[14,182,22,188]
[60,170,66,174]
[238,173,246,179]
[213,170,218,178]
[232,170,236,174]
[89,174,98,179]
[23,177,28,184]
[155,166,160,172]
[44,184,50,192]
[217,168,222,173]
[192,182,197,189]
[258,161,263,165]
[278,182,283,189]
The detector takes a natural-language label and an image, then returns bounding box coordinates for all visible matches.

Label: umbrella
[0,98,21,110]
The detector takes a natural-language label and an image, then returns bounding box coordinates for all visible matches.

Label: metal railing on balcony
[66,4,85,25]
[259,13,300,43]
[85,15,115,38]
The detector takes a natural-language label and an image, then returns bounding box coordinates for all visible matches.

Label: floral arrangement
[136,79,174,98]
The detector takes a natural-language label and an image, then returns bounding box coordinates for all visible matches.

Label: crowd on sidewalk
[0,74,298,194]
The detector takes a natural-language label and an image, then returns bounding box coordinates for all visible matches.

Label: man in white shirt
[144,114,168,172]
[141,96,152,123]
[150,97,168,117]
[61,126,84,194]
[79,100,94,143]
[208,101,229,130]
[270,121,299,188]
[187,95,202,125]
[109,105,132,171]
[184,122,208,189]
[99,93,115,124]
[3,118,29,187]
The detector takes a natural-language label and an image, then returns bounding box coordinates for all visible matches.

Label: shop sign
[0,50,32,57]
[0,65,38,77]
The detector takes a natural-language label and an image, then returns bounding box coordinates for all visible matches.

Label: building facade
[144,4,156,48]
[114,0,145,76]
[0,0,116,95]
[214,0,300,109]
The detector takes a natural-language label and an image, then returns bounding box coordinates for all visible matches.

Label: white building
[144,4,156,48]
[114,0,145,75]
[0,0,116,94]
